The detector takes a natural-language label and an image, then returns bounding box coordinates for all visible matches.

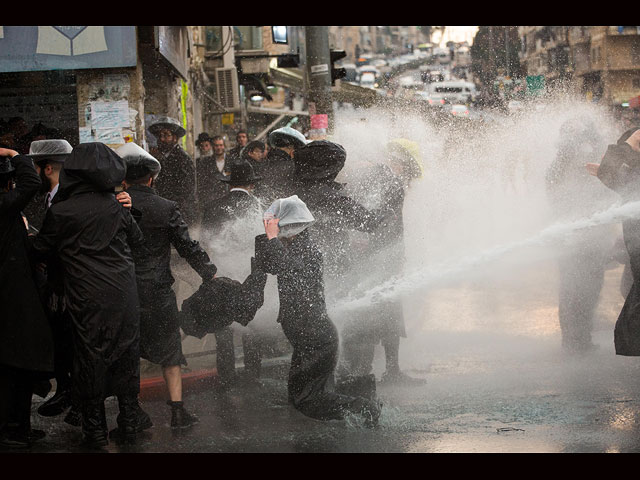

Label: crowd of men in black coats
[0,115,428,449]
[4,110,640,451]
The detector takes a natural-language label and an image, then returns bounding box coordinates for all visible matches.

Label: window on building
[234,26,263,51]
[633,78,640,89]
[205,26,224,54]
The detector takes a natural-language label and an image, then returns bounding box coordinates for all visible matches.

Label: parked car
[449,104,470,118]
[359,72,377,89]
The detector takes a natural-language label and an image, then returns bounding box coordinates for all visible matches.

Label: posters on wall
[80,74,137,146]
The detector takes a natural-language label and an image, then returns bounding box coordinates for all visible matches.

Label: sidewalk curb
[139,369,220,402]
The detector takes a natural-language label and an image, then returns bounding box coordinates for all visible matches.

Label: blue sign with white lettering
[0,26,137,73]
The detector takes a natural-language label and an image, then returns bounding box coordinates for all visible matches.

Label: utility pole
[304,26,333,137]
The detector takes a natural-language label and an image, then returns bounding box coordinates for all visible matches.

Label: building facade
[518,26,640,107]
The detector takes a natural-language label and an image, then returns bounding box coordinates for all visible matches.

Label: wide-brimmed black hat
[196,132,214,146]
[220,161,262,185]
[180,271,266,338]
[28,139,73,164]
[149,116,186,138]
[294,140,346,181]
[116,143,162,181]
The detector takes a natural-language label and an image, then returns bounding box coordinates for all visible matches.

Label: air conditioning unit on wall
[215,67,240,111]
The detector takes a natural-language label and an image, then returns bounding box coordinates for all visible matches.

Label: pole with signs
[305,26,334,138]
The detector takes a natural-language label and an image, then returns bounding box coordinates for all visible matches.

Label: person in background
[339,139,426,384]
[547,118,617,354]
[195,132,214,160]
[196,135,229,224]
[241,141,270,201]
[118,142,216,430]
[227,130,249,162]
[149,117,197,226]
[0,147,54,449]
[263,127,307,203]
[204,161,265,387]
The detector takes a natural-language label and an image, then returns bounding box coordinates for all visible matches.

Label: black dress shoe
[37,390,72,417]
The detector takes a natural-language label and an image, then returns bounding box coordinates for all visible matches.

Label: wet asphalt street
[7,264,640,454]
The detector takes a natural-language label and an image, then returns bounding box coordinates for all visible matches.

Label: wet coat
[0,154,54,373]
[545,129,616,351]
[596,129,640,355]
[261,148,297,203]
[341,164,408,348]
[202,188,263,231]
[31,143,146,401]
[196,155,229,221]
[255,231,370,420]
[154,143,197,226]
[126,184,217,366]
[293,177,402,279]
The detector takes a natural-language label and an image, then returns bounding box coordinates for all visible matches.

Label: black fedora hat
[149,116,186,138]
[220,161,262,185]
[196,132,214,146]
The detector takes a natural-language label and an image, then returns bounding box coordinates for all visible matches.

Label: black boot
[167,400,199,430]
[110,399,152,442]
[81,402,108,448]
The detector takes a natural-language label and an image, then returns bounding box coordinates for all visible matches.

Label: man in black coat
[261,127,308,203]
[591,127,640,356]
[23,139,83,425]
[257,197,381,426]
[339,139,426,385]
[202,161,265,387]
[118,142,217,428]
[149,117,197,226]
[546,118,616,354]
[292,140,402,281]
[0,147,54,449]
[31,143,147,448]
[196,135,230,223]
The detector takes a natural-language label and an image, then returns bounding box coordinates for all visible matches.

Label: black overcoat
[31,143,146,400]
[261,148,297,203]
[0,154,54,373]
[596,129,640,355]
[196,155,228,220]
[293,178,401,278]
[154,143,197,225]
[202,189,262,232]
[255,231,363,420]
[126,184,217,365]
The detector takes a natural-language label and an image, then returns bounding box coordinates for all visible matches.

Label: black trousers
[0,365,35,433]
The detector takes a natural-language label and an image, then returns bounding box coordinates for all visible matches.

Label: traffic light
[330,49,347,85]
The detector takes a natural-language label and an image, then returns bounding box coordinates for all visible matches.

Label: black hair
[245,140,265,152]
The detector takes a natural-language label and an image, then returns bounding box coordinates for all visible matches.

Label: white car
[450,104,470,117]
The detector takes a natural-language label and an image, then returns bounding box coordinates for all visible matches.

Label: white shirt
[216,155,226,173]
[45,183,59,209]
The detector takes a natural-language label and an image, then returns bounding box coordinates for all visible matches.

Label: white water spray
[333,200,640,314]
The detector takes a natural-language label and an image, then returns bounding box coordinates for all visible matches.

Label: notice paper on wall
[90,100,130,129]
